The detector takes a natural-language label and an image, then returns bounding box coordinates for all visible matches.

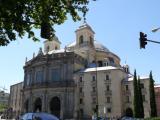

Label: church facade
[22,23,151,119]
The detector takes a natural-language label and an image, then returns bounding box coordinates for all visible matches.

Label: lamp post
[95,53,99,120]
[152,27,160,33]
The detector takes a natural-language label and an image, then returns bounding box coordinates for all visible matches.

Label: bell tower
[75,22,95,49]
[74,22,96,67]
[44,36,61,54]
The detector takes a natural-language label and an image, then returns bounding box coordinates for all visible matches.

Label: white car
[20,112,59,120]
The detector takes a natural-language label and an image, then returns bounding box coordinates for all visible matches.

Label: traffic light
[139,32,147,49]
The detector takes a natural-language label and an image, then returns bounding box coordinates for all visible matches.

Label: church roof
[44,35,61,44]
[81,66,119,73]
[128,76,149,81]
[75,22,95,34]
[94,40,110,52]
[47,49,70,54]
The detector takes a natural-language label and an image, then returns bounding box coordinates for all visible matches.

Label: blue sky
[0,0,160,93]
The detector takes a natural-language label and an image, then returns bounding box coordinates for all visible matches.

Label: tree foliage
[133,70,139,118]
[0,0,95,46]
[0,103,8,112]
[137,76,144,118]
[149,71,157,117]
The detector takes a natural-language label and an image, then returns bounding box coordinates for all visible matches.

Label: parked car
[120,116,135,120]
[20,112,59,120]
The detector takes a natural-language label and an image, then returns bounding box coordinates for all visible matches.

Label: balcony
[104,79,111,84]
[79,92,84,98]
[91,91,97,97]
[141,88,147,94]
[91,80,97,87]
[105,90,112,96]
[123,90,131,96]
[79,103,84,108]
[105,101,112,104]
[92,100,97,105]
[78,81,84,87]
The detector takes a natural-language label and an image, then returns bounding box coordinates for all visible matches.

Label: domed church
[22,23,151,119]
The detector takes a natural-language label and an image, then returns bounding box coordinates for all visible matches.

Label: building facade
[155,85,160,117]
[9,82,23,118]
[21,23,152,119]
[0,90,9,105]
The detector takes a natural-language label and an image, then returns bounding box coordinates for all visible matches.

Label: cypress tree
[137,76,144,118]
[149,71,157,117]
[133,70,139,118]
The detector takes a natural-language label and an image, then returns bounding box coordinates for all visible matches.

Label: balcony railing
[79,103,84,108]
[78,81,84,87]
[104,79,111,84]
[141,88,147,94]
[123,90,131,95]
[91,80,97,87]
[79,92,84,98]
[105,90,112,96]
[91,91,97,97]
[92,100,97,105]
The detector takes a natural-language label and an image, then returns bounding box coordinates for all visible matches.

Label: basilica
[21,23,151,119]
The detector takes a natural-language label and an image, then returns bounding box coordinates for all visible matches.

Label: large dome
[66,40,110,53]
[94,40,110,52]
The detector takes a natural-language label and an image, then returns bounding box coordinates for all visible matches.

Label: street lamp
[151,27,160,33]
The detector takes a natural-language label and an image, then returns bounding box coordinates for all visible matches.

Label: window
[107,97,111,103]
[80,87,83,93]
[55,46,58,50]
[26,73,32,86]
[92,97,96,103]
[107,85,110,91]
[80,108,83,117]
[92,75,96,81]
[98,61,103,67]
[142,95,145,102]
[79,76,83,82]
[93,87,96,92]
[104,62,108,66]
[106,75,109,80]
[80,98,83,104]
[36,71,43,83]
[126,85,129,91]
[79,35,83,44]
[141,83,144,89]
[107,108,111,113]
[109,57,114,64]
[126,96,130,103]
[51,68,61,81]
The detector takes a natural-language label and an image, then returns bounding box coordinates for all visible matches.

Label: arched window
[55,46,58,50]
[90,36,93,46]
[79,35,83,44]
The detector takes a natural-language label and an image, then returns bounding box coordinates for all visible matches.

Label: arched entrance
[125,108,133,117]
[25,99,29,112]
[34,97,42,112]
[50,97,61,118]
